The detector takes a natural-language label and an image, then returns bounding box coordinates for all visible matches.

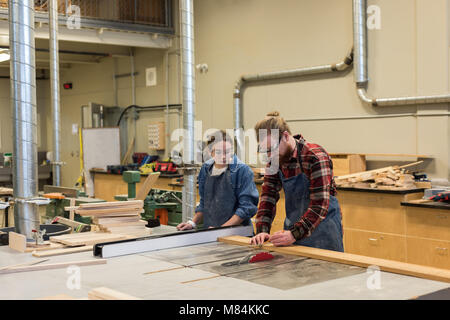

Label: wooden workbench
[400,200,450,269]
[335,187,446,267]
[91,170,180,201]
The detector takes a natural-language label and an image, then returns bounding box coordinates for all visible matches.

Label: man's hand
[270,230,296,247]
[176,222,193,231]
[250,232,270,246]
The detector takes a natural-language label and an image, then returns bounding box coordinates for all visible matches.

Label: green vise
[123,171,141,199]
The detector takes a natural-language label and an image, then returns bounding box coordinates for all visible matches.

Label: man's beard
[278,142,295,165]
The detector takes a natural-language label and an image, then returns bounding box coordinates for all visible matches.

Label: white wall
[193,0,450,179]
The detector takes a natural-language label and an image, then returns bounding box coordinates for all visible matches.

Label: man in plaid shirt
[251,111,344,252]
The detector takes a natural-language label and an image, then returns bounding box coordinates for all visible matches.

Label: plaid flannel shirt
[255,134,337,241]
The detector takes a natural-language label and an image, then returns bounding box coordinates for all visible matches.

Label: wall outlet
[146,67,157,87]
[72,123,79,135]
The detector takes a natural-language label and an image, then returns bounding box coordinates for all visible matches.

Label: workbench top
[401,201,450,211]
[337,186,425,195]
[0,232,449,300]
[90,169,183,179]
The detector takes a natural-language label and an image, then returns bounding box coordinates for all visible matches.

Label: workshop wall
[192,0,450,180]
[0,78,50,154]
[57,46,180,187]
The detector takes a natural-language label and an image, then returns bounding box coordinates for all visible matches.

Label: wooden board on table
[88,287,141,300]
[49,232,128,246]
[0,259,106,275]
[335,161,423,181]
[98,220,147,228]
[79,200,143,209]
[104,225,151,237]
[136,172,161,201]
[32,245,94,257]
[0,187,13,195]
[93,216,141,224]
[218,235,450,283]
[25,242,65,252]
[76,207,143,216]
[8,232,26,252]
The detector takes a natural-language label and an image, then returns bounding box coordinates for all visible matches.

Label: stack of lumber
[32,232,130,258]
[49,232,129,246]
[67,200,151,238]
[334,161,422,190]
[0,187,13,195]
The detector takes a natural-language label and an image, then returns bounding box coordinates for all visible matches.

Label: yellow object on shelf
[140,163,155,175]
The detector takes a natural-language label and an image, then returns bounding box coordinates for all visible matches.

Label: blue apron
[280,166,344,252]
[202,167,251,229]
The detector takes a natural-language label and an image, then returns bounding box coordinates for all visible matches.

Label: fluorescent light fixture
[0,49,10,62]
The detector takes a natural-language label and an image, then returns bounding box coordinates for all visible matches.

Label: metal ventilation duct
[49,0,61,186]
[353,0,450,106]
[180,0,196,222]
[9,0,40,239]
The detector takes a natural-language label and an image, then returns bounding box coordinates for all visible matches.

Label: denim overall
[202,167,250,229]
[280,162,344,252]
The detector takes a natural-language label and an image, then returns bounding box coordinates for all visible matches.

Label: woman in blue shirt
[177,130,259,230]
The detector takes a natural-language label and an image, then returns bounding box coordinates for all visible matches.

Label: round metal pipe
[353,0,368,87]
[354,0,450,107]
[180,0,196,222]
[49,0,61,186]
[9,0,40,239]
[286,112,450,123]
[233,49,353,157]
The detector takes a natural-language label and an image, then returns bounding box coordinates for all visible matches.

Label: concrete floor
[0,234,449,300]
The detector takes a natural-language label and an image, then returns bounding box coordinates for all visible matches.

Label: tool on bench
[31,229,46,246]
[145,218,161,228]
[122,171,141,199]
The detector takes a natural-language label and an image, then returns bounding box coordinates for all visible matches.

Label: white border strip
[99,225,254,258]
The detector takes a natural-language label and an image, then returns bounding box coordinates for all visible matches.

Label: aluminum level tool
[93,225,254,258]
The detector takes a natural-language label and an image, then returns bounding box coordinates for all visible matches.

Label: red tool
[249,252,274,263]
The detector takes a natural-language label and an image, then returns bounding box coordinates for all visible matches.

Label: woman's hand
[250,232,270,245]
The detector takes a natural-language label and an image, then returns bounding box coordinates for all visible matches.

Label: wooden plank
[335,161,424,181]
[217,235,450,283]
[136,172,161,201]
[50,232,128,246]
[69,198,76,221]
[32,245,94,257]
[79,200,143,209]
[0,259,107,275]
[0,187,13,195]
[98,220,147,228]
[79,211,142,218]
[0,259,50,271]
[76,207,143,216]
[25,242,65,253]
[76,205,143,212]
[94,216,141,224]
[88,287,141,300]
[8,232,26,252]
[121,137,135,165]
